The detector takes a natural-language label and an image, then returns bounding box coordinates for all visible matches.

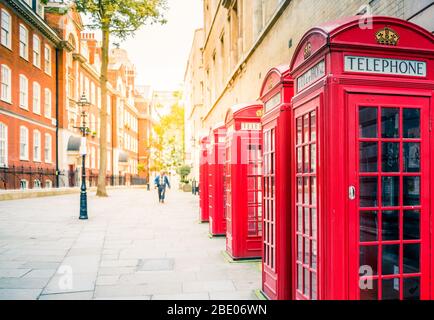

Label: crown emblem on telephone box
[375,27,400,46]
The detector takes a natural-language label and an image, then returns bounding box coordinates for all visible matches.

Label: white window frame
[33,130,41,162]
[20,126,29,160]
[19,75,29,110]
[44,133,52,163]
[33,179,41,189]
[33,82,41,114]
[33,34,41,68]
[45,180,52,188]
[44,88,52,118]
[44,44,51,75]
[1,64,11,103]
[0,122,7,167]
[1,9,12,50]
[19,24,28,60]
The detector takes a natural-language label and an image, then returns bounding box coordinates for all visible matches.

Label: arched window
[33,34,41,68]
[0,64,11,103]
[33,179,41,189]
[1,9,12,49]
[19,24,28,60]
[19,126,29,160]
[33,130,41,162]
[44,88,52,118]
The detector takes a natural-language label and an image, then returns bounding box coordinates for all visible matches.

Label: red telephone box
[199,136,210,223]
[208,123,227,236]
[289,16,434,300]
[224,103,263,260]
[259,66,295,299]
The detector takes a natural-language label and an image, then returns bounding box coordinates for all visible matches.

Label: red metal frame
[199,136,210,223]
[224,103,264,259]
[208,123,227,236]
[289,16,434,300]
[259,66,294,300]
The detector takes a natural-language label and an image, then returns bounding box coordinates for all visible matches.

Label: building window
[91,82,96,105]
[44,88,52,118]
[34,179,41,189]
[45,180,52,188]
[44,133,52,163]
[19,24,28,60]
[33,130,41,162]
[20,126,29,160]
[20,179,28,190]
[44,45,51,75]
[1,64,11,103]
[33,82,41,114]
[1,9,11,49]
[0,122,7,167]
[19,75,29,109]
[33,35,41,68]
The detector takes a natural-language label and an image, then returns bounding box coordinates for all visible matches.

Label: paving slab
[0,189,261,300]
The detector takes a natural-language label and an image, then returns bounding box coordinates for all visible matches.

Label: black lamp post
[76,93,90,220]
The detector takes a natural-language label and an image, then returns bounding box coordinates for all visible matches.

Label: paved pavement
[0,188,261,300]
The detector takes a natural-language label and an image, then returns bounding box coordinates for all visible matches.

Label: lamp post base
[79,190,88,220]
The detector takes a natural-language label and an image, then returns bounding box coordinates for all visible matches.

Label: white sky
[120,0,204,91]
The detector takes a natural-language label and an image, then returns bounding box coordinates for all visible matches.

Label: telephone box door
[348,94,430,300]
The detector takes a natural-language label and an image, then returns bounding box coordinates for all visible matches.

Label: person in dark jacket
[154,171,171,203]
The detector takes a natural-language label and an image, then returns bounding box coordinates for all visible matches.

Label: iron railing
[0,166,147,190]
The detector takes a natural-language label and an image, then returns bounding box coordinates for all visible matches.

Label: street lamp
[76,93,91,220]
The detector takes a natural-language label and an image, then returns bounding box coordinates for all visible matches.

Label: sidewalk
[0,189,260,300]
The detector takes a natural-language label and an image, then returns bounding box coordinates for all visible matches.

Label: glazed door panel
[348,94,430,300]
[294,98,319,300]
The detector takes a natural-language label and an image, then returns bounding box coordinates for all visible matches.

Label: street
[0,189,260,300]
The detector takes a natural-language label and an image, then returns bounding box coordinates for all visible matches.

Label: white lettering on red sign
[297,60,325,93]
[345,56,426,77]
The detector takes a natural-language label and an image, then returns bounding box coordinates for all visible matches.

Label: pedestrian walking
[154,171,171,203]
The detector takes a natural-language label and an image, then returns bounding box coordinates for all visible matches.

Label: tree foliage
[72,0,167,197]
[150,95,185,173]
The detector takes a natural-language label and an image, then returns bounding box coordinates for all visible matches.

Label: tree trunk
[96,28,110,197]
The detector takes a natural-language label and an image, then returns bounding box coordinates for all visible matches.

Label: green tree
[73,0,167,197]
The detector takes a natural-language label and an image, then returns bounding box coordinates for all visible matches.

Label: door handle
[349,186,356,200]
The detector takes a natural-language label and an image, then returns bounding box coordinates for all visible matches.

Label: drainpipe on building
[55,48,60,188]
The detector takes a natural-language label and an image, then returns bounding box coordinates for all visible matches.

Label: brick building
[0,0,61,189]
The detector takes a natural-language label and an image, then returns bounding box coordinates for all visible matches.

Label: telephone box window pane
[403,210,420,240]
[312,240,317,269]
[360,245,378,275]
[297,117,303,145]
[382,211,399,241]
[382,176,399,207]
[403,176,420,206]
[311,209,317,239]
[297,236,303,261]
[359,177,378,207]
[382,278,400,300]
[403,278,420,300]
[304,208,310,236]
[382,108,399,138]
[360,142,378,172]
[304,238,310,265]
[403,244,420,274]
[304,146,309,173]
[310,111,316,141]
[382,245,400,275]
[304,177,310,205]
[297,206,303,232]
[403,143,420,173]
[303,115,309,143]
[403,109,420,138]
[311,274,317,300]
[311,177,317,204]
[297,264,303,291]
[297,148,302,172]
[297,178,303,203]
[360,279,378,300]
[360,211,378,242]
[304,268,310,296]
[310,144,316,173]
[382,143,399,172]
[359,107,378,138]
